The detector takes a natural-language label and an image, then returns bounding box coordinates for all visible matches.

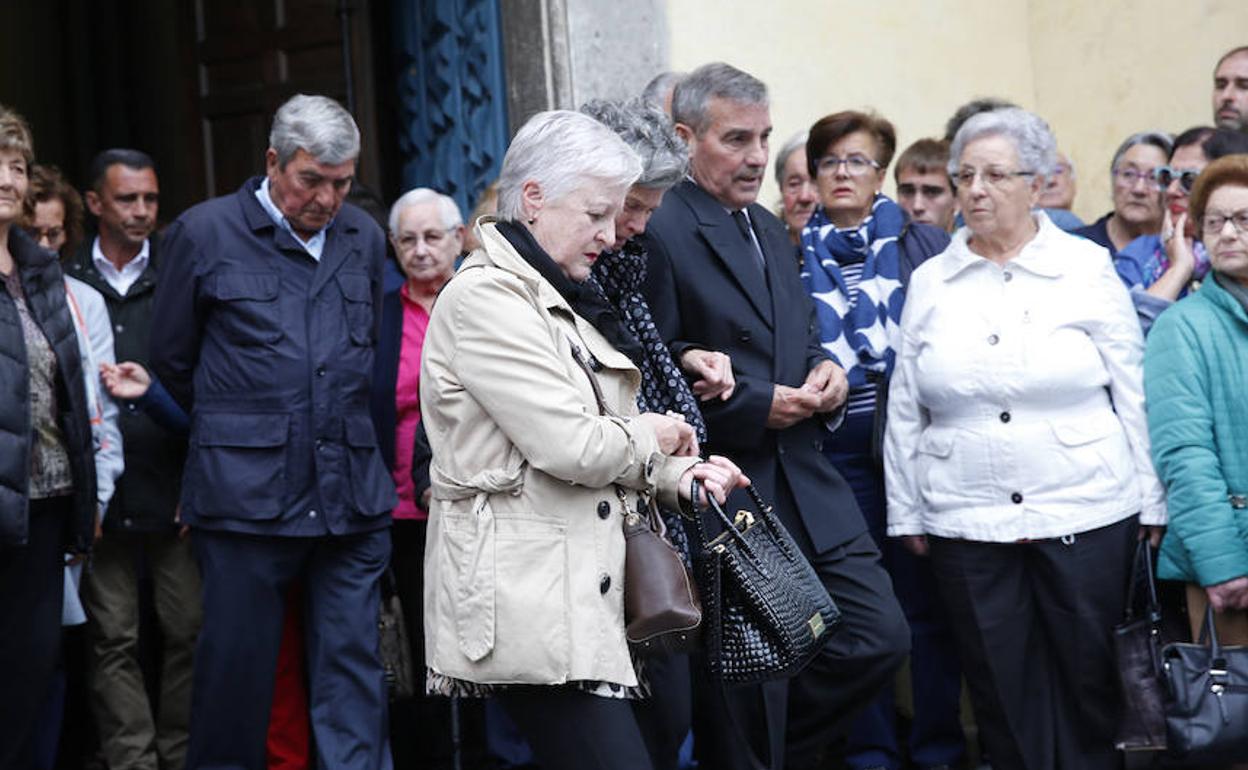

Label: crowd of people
[1,43,1248,770]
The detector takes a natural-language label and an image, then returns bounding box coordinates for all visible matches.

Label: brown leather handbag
[621,488,702,656]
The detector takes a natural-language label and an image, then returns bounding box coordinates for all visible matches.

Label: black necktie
[732,210,766,275]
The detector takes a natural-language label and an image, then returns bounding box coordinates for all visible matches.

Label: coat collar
[467,218,636,374]
[672,179,774,327]
[940,211,1065,282]
[1206,271,1248,327]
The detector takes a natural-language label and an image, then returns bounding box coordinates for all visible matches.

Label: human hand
[802,359,848,413]
[1138,525,1165,548]
[174,505,190,540]
[100,361,152,400]
[420,488,433,510]
[1161,210,1195,276]
[637,412,699,457]
[678,455,750,506]
[765,385,821,429]
[900,535,929,556]
[1205,576,1248,612]
[680,348,736,401]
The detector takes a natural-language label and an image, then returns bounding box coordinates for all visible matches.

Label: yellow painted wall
[666,0,1248,223]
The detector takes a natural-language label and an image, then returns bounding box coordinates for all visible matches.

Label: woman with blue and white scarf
[799,110,959,770]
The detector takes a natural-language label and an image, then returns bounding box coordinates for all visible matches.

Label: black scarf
[495,219,645,365]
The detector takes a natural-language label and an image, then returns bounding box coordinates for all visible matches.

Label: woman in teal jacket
[1145,154,1248,640]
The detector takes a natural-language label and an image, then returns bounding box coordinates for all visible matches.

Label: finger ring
[1162,227,1175,241]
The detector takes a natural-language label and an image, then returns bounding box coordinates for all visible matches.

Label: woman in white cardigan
[884,109,1165,770]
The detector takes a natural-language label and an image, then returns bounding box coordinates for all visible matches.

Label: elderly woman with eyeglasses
[1118,127,1248,332]
[1146,153,1248,654]
[799,111,960,770]
[885,108,1166,770]
[1072,130,1171,258]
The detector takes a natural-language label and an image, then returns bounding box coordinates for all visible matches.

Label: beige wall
[666,0,1248,223]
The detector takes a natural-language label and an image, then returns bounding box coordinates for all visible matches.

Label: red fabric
[391,285,430,521]
[266,584,310,770]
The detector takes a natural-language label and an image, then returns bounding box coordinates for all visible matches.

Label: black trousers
[686,476,911,770]
[0,496,69,770]
[497,687,655,770]
[928,516,1138,770]
[631,652,692,770]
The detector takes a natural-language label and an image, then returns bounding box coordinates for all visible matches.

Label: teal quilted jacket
[1145,274,1248,585]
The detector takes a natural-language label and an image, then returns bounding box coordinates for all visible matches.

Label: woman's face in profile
[530,183,624,282]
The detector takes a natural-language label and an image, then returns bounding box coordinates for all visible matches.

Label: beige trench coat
[420,219,697,688]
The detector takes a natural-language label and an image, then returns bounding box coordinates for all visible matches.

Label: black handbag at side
[1161,604,1248,764]
[1113,539,1168,751]
[691,480,841,684]
[378,568,416,700]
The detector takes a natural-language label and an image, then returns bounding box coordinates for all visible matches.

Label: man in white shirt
[67,149,200,770]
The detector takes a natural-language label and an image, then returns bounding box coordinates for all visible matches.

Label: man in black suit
[642,62,909,770]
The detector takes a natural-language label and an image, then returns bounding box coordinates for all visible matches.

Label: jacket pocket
[915,427,959,509]
[344,413,395,516]
[336,272,373,346]
[442,509,569,680]
[1049,412,1119,447]
[207,271,283,346]
[191,412,289,518]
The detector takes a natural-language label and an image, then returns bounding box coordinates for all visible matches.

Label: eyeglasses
[394,228,452,251]
[1153,166,1200,193]
[1112,166,1157,188]
[815,154,881,177]
[952,167,1035,188]
[1201,209,1248,235]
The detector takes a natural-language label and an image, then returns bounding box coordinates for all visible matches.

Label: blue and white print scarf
[799,194,907,387]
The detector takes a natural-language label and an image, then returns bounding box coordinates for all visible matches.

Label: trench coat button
[599,575,611,594]
[999,411,1011,423]
[987,334,1000,345]
[1010,492,1023,504]
[597,501,610,520]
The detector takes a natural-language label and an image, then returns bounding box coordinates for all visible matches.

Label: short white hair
[387,187,463,235]
[269,94,360,166]
[496,110,643,220]
[948,107,1057,182]
[774,130,808,187]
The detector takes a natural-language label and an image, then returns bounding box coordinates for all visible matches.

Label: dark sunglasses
[1152,166,1200,192]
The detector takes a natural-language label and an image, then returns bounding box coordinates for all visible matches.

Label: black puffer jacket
[0,228,97,551]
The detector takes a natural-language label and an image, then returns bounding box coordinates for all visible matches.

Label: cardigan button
[1003,270,1014,282]
[987,334,1000,345]
[599,575,611,594]
[597,501,610,520]
[1011,492,1023,504]
[999,411,1011,423]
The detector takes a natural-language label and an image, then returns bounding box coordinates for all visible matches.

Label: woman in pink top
[369,187,463,766]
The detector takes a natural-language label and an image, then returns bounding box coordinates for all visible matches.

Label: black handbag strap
[1123,539,1161,622]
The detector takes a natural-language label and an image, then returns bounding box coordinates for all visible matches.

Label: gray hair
[387,187,463,235]
[496,110,643,221]
[671,62,768,136]
[578,98,687,189]
[269,94,361,167]
[774,130,808,187]
[641,71,686,109]
[948,108,1058,182]
[1109,131,1173,174]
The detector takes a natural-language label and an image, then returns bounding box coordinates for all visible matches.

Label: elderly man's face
[896,167,957,231]
[1038,152,1076,210]
[680,98,772,210]
[266,148,355,238]
[1213,50,1248,131]
[391,201,462,285]
[86,164,159,252]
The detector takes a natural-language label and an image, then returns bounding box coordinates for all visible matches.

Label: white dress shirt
[884,214,1166,542]
[254,177,327,260]
[91,237,149,296]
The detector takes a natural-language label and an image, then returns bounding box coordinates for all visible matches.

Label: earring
[527,217,536,225]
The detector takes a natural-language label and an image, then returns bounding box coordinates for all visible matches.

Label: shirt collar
[940,211,1064,281]
[91,236,150,275]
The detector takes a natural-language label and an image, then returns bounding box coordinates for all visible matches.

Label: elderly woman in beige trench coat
[419,110,747,770]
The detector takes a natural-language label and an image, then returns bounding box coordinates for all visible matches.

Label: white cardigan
[884,214,1166,542]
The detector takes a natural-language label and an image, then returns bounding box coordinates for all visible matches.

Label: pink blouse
[392,285,430,520]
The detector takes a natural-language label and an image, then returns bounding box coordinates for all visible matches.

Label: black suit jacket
[642,180,866,554]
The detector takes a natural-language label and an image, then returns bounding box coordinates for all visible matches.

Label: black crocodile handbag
[691,480,840,684]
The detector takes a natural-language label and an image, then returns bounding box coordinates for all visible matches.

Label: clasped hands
[767,359,848,430]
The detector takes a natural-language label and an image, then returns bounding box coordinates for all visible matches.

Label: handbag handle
[1123,539,1161,622]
